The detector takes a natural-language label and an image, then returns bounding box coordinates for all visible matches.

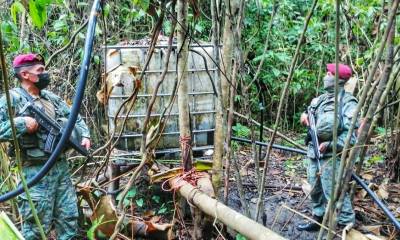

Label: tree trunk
[221,0,240,109]
[177,0,192,171]
[211,0,224,193]
[223,0,245,205]
[177,1,208,239]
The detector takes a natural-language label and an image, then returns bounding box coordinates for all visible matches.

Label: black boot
[296,215,323,231]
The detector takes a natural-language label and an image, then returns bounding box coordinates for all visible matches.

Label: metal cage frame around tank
[102,43,219,157]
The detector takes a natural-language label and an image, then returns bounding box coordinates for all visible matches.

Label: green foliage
[232,123,251,138]
[375,127,386,137]
[365,155,384,167]
[135,198,144,207]
[28,0,53,28]
[87,215,104,240]
[238,0,386,131]
[157,203,168,215]
[10,2,25,24]
[152,195,160,204]
[236,233,247,240]
[132,0,150,11]
[116,187,137,208]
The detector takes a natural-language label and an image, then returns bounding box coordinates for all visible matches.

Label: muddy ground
[226,149,319,240]
[224,146,400,240]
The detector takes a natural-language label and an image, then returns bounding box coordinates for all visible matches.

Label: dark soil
[225,146,400,240]
[226,149,319,240]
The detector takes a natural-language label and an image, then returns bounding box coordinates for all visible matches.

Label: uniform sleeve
[332,99,359,152]
[51,93,91,139]
[0,95,27,141]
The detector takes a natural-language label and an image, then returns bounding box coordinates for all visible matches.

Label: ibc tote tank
[103,39,217,156]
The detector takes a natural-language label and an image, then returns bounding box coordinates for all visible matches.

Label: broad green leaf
[132,0,149,11]
[116,187,138,208]
[37,0,52,4]
[11,2,25,24]
[194,160,213,171]
[232,123,251,138]
[158,203,168,214]
[126,188,137,198]
[236,234,247,240]
[136,198,144,208]
[87,215,104,240]
[93,55,100,65]
[28,0,48,28]
[103,4,111,17]
[152,195,160,204]
[158,207,167,214]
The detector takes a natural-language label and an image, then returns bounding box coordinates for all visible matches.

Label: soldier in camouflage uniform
[297,63,358,231]
[0,53,91,240]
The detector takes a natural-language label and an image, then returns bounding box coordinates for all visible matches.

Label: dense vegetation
[2,0,394,134]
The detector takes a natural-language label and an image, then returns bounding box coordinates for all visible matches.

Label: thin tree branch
[254,0,319,221]
[45,19,89,68]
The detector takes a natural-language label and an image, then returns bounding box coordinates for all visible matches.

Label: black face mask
[34,73,51,90]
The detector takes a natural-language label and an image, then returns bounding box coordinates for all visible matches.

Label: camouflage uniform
[306,88,358,225]
[0,88,90,240]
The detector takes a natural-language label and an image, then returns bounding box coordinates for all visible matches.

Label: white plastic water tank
[104,40,217,155]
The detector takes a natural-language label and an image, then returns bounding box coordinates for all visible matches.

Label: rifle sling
[15,88,59,153]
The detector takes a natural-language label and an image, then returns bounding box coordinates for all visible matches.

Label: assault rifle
[20,102,88,156]
[307,109,322,169]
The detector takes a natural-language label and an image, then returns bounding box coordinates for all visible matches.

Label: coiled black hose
[0,0,101,202]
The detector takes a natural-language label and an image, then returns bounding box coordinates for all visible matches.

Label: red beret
[326,63,352,80]
[13,53,45,68]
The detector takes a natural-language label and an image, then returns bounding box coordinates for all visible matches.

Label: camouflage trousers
[307,157,355,225]
[18,160,78,240]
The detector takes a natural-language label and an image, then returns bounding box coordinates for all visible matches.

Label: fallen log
[169,177,287,240]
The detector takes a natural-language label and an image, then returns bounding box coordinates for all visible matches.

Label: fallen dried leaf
[150,167,183,184]
[361,225,381,235]
[365,234,387,240]
[91,195,118,237]
[344,229,369,240]
[362,173,375,181]
[377,184,389,200]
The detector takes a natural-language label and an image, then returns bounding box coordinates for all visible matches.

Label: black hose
[231,136,400,230]
[231,136,308,155]
[352,173,400,231]
[0,0,101,202]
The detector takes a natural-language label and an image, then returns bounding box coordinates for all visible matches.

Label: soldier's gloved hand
[23,116,39,134]
[300,113,309,126]
[81,137,91,150]
[319,142,330,153]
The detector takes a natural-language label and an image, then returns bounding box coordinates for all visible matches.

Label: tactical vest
[9,88,81,161]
